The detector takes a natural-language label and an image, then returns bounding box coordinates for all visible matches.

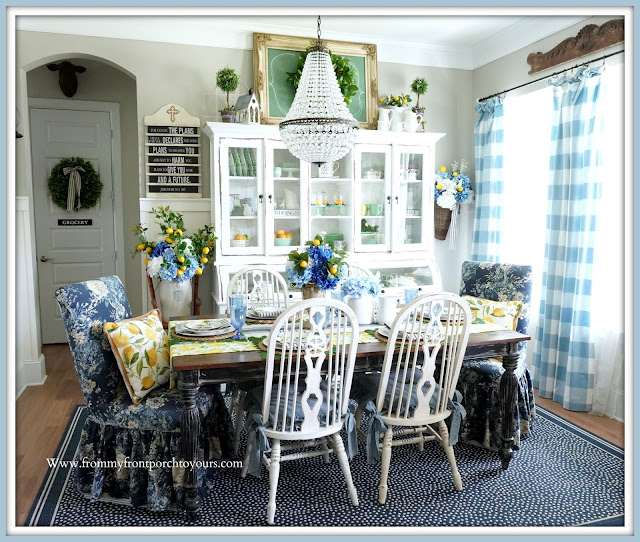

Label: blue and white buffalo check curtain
[471,97,505,262]
[533,66,604,411]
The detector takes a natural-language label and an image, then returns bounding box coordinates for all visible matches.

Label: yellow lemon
[136,243,145,251]
[123,346,135,361]
[492,308,505,317]
[452,172,458,177]
[141,375,155,389]
[440,166,447,173]
[394,96,399,101]
[202,247,209,255]
[402,98,408,103]
[144,258,150,266]
[144,327,157,341]
[180,266,187,272]
[436,184,442,190]
[128,323,141,335]
[177,256,185,263]
[166,228,173,234]
[379,98,384,103]
[315,199,321,205]
[176,269,183,277]
[457,186,464,192]
[276,229,285,235]
[484,316,494,323]
[285,233,293,239]
[200,257,208,264]
[165,237,173,244]
[104,322,118,332]
[147,348,158,367]
[145,246,152,253]
[278,233,286,239]
[195,266,203,275]
[175,229,183,236]
[329,265,338,275]
[113,333,129,347]
[312,239,321,246]
[299,260,308,268]
[162,349,170,361]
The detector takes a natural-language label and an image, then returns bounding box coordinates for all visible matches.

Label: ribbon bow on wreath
[63,165,85,212]
[47,157,102,213]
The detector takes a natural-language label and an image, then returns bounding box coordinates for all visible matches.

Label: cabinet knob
[386,195,391,204]
[258,194,263,202]
[395,196,399,204]
[268,194,273,203]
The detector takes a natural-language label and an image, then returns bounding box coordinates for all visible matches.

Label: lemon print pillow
[104,309,173,404]
[462,296,523,331]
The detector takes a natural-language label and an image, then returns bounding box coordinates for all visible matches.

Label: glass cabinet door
[264,141,307,255]
[353,144,392,252]
[219,138,264,255]
[308,152,354,252]
[392,146,431,252]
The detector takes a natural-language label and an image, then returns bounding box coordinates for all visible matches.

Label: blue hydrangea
[162,247,176,261]
[285,262,312,288]
[341,277,381,299]
[159,263,178,282]
[151,241,169,258]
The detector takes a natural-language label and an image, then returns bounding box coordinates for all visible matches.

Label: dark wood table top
[170,314,531,373]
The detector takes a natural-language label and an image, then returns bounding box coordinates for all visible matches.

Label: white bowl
[230,239,248,247]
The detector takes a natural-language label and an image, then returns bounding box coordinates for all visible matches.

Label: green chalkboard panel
[266,48,367,123]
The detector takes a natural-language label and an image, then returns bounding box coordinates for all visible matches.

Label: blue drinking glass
[228,294,247,340]
[404,288,419,304]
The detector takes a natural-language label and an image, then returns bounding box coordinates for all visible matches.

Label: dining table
[170,314,531,520]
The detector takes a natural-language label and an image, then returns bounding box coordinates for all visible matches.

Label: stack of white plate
[247,306,284,320]
[174,319,234,337]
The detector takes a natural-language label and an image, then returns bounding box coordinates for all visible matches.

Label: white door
[30,107,116,343]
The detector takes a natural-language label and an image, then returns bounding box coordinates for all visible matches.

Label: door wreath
[48,157,102,212]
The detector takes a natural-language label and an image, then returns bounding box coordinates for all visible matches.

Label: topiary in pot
[216,66,239,116]
[410,77,429,111]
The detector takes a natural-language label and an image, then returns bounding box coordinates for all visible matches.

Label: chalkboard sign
[266,48,367,123]
[144,104,201,198]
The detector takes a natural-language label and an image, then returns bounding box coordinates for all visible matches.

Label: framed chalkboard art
[253,32,378,129]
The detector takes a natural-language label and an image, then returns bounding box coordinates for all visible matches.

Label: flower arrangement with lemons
[378,93,412,107]
[286,235,347,291]
[132,206,216,282]
[434,159,473,210]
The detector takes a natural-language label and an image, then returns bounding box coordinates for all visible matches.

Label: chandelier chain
[317,16,322,44]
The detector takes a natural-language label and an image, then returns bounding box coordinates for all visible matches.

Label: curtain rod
[477,49,624,103]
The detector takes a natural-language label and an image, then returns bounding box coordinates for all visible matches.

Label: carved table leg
[498,343,520,470]
[179,370,201,521]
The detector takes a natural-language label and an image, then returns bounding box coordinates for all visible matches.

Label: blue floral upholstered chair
[456,261,535,450]
[55,275,232,511]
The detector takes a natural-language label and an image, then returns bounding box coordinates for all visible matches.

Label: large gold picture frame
[253,32,378,130]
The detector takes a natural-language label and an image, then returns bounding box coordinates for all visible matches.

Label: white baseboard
[16,354,47,399]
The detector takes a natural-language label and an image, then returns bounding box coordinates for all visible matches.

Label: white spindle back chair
[345,263,374,279]
[240,298,360,524]
[226,266,290,313]
[362,292,471,504]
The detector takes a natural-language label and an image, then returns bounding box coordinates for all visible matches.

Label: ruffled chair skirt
[456,358,535,450]
[74,393,232,511]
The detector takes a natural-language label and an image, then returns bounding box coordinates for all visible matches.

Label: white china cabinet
[204,122,444,312]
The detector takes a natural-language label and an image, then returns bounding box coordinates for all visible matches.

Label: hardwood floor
[14,345,625,526]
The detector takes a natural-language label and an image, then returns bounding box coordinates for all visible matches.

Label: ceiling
[15,10,592,70]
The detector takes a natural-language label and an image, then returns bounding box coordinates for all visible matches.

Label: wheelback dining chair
[350,292,472,504]
[226,265,292,457]
[55,275,232,511]
[456,261,535,450]
[240,298,360,525]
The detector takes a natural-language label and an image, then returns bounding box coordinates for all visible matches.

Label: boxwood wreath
[287,48,358,106]
[48,157,102,212]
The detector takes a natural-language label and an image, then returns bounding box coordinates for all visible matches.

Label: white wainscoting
[16,197,47,398]
[139,198,212,314]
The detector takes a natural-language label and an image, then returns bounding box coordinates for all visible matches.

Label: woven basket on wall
[434,204,452,240]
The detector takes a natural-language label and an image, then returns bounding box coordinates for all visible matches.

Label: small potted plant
[410,77,429,114]
[341,276,381,325]
[361,218,379,244]
[378,93,412,109]
[216,66,239,123]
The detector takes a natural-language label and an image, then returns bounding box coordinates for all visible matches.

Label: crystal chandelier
[279,16,359,166]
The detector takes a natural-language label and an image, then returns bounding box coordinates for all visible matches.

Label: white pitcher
[378,108,395,125]
[402,109,421,132]
[377,294,401,325]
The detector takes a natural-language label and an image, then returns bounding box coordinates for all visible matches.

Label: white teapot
[402,109,424,132]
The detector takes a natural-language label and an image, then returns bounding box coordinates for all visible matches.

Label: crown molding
[16,15,592,71]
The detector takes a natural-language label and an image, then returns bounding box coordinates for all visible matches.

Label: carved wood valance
[527,19,624,75]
